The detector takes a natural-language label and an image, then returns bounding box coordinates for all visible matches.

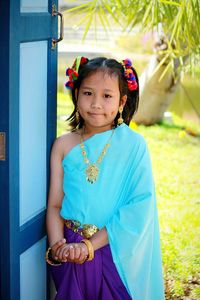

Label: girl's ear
[120,95,127,108]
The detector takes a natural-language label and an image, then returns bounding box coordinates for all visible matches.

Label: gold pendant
[85,164,99,184]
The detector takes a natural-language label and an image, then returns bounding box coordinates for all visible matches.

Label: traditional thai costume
[49,123,164,300]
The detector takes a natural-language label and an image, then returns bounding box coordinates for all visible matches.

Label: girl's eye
[83,91,92,96]
[104,94,112,98]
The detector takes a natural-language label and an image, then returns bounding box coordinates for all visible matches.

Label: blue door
[0,0,61,299]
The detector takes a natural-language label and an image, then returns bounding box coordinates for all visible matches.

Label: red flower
[80,57,88,64]
[65,81,74,90]
[66,68,73,76]
[127,80,138,91]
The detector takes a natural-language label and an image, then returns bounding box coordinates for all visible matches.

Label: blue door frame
[0,0,58,299]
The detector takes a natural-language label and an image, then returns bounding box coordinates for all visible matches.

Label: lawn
[57,92,200,299]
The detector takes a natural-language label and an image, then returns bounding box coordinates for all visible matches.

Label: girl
[46,57,164,300]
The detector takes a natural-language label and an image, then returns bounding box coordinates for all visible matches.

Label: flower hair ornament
[122,59,138,91]
[65,56,89,90]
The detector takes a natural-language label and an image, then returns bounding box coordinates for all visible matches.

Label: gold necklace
[80,129,115,184]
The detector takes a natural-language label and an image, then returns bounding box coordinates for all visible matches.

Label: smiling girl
[46,57,164,300]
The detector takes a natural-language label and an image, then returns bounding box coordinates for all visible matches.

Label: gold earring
[118,105,124,125]
[76,110,80,122]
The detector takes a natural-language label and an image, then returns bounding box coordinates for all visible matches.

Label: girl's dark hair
[67,57,139,131]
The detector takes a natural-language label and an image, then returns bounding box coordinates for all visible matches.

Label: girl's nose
[91,98,102,109]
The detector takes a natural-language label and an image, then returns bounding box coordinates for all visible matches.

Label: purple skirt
[49,226,132,300]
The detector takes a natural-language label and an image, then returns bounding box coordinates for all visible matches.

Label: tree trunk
[133,56,180,125]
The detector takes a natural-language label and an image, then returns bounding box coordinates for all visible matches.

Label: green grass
[138,124,200,299]
[57,92,200,299]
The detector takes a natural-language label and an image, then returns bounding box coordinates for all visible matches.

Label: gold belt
[64,219,99,239]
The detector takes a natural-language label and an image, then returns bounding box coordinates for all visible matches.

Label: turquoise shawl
[60,123,164,300]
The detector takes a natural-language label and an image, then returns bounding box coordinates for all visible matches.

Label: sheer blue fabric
[60,124,164,300]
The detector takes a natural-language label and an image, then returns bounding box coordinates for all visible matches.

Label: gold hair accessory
[81,239,94,261]
[118,105,124,125]
[45,247,62,266]
[80,129,115,184]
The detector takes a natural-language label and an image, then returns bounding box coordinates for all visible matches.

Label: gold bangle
[81,239,94,261]
[45,247,62,266]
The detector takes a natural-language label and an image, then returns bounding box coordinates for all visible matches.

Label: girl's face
[77,71,127,132]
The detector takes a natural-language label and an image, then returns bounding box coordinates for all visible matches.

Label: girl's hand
[51,238,66,261]
[56,242,88,264]
[67,243,88,264]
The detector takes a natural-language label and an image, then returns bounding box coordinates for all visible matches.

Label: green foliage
[64,0,200,71]
[57,92,200,298]
[139,122,200,299]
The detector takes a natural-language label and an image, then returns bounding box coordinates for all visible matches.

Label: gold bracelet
[81,239,94,261]
[45,247,62,266]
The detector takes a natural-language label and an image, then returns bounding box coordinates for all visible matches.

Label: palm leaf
[159,0,181,6]
[63,0,200,70]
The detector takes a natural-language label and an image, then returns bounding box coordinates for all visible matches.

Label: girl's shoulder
[53,130,81,160]
[122,124,147,146]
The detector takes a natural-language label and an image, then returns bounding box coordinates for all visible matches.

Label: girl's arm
[89,227,109,251]
[46,138,65,247]
[46,135,88,264]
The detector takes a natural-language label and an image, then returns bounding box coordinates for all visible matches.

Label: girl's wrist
[46,247,62,266]
[81,239,94,261]
[89,237,98,251]
[79,242,88,255]
[50,237,66,248]
[89,227,109,251]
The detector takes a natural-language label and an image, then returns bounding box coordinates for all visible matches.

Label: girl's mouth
[88,112,103,116]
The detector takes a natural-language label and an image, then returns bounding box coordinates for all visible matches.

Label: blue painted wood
[19,41,48,226]
[0,1,14,298]
[21,0,48,13]
[19,211,46,252]
[46,37,58,300]
[20,15,52,41]
[20,237,47,300]
[0,0,58,299]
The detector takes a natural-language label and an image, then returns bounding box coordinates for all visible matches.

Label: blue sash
[60,124,164,300]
